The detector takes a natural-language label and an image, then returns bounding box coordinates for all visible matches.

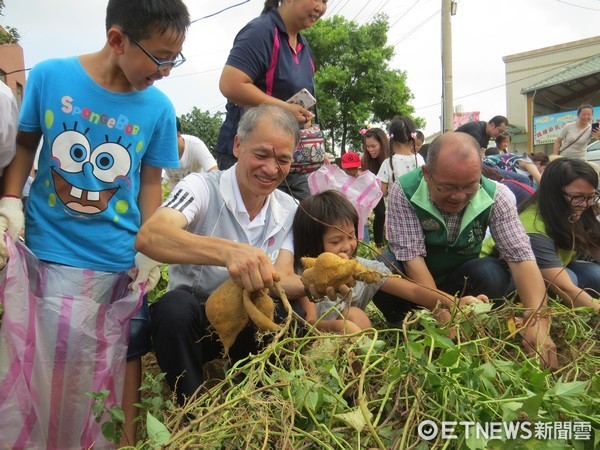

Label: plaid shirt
[387,180,534,262]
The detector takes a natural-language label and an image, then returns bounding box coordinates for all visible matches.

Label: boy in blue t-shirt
[0,0,190,443]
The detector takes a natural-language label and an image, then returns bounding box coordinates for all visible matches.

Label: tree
[304,14,421,154]
[178,108,223,154]
[0,1,20,44]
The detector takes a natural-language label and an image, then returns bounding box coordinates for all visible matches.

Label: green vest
[399,170,497,283]
[519,204,576,266]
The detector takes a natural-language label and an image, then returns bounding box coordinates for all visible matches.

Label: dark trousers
[216,153,237,170]
[373,253,513,325]
[372,198,386,247]
[150,289,291,404]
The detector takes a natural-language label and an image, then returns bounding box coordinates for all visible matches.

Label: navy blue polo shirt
[216,9,316,156]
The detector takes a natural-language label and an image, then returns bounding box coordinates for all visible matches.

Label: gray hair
[238,104,300,147]
[426,132,480,173]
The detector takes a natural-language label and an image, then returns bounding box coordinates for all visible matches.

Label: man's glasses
[563,190,600,207]
[123,31,186,72]
[429,174,481,195]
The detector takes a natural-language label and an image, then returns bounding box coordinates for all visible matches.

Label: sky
[3,0,600,138]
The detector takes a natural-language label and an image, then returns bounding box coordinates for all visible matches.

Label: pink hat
[341,151,361,169]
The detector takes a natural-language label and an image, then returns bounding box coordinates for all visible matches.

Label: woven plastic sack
[308,163,383,240]
[0,239,143,449]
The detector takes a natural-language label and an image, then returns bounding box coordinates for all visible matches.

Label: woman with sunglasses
[517,158,600,310]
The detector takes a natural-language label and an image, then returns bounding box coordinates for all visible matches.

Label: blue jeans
[566,260,600,293]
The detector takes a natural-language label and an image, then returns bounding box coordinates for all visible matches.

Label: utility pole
[441,0,456,132]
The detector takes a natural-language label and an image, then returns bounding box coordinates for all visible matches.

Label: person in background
[455,115,509,156]
[377,116,425,197]
[360,127,388,248]
[341,151,362,177]
[0,80,18,190]
[553,104,600,159]
[0,0,190,444]
[531,152,550,176]
[163,117,217,189]
[483,150,542,186]
[414,130,425,153]
[215,0,327,200]
[383,132,557,369]
[293,191,488,334]
[485,133,511,155]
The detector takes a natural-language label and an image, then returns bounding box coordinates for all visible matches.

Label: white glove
[128,252,161,293]
[0,196,25,267]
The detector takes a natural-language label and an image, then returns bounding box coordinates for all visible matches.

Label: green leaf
[147,412,171,445]
[109,406,125,423]
[438,348,460,367]
[101,421,116,441]
[554,380,588,398]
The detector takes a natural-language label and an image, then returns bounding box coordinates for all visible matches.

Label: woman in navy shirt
[216,0,327,199]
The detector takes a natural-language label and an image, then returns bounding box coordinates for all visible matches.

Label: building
[0,25,26,106]
[503,36,600,154]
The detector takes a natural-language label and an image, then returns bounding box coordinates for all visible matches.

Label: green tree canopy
[0,1,20,44]
[304,14,421,154]
[178,108,223,154]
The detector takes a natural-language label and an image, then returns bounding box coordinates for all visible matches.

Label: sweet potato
[243,289,279,332]
[301,252,384,296]
[205,279,249,355]
[206,279,282,354]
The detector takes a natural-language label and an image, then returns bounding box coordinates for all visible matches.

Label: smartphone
[286,88,316,109]
[592,122,599,132]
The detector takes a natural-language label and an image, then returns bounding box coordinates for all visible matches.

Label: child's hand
[457,294,489,307]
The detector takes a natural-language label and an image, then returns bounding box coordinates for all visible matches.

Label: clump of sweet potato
[301,252,385,296]
[205,279,280,355]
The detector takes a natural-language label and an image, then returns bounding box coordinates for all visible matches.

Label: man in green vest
[379,132,557,370]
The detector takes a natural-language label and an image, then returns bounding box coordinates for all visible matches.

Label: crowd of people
[0,0,599,447]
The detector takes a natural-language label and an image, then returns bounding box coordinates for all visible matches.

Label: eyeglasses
[563,190,600,207]
[123,31,186,72]
[428,174,481,195]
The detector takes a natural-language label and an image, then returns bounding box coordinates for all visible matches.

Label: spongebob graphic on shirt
[19,57,179,272]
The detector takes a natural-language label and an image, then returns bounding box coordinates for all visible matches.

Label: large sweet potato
[301,252,384,296]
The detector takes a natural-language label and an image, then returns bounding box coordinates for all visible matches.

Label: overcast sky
[4,0,600,137]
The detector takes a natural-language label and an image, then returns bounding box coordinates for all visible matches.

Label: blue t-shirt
[19,57,179,271]
[216,9,316,155]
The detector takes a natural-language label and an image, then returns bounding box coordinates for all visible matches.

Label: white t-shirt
[377,153,425,185]
[558,121,592,159]
[0,81,18,176]
[163,134,217,188]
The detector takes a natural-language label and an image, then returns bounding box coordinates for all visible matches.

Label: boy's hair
[176,117,182,134]
[488,115,508,127]
[106,0,190,40]
[415,130,425,142]
[292,190,359,270]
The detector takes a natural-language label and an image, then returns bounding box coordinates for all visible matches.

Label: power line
[413,55,595,112]
[190,0,251,24]
[389,0,419,29]
[391,10,439,46]
[556,0,600,11]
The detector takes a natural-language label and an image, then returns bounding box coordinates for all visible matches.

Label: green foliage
[129,301,598,449]
[0,1,20,44]
[86,390,125,445]
[304,14,421,154]
[179,108,223,153]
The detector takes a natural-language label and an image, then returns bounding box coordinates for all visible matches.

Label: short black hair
[176,117,182,133]
[106,0,190,40]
